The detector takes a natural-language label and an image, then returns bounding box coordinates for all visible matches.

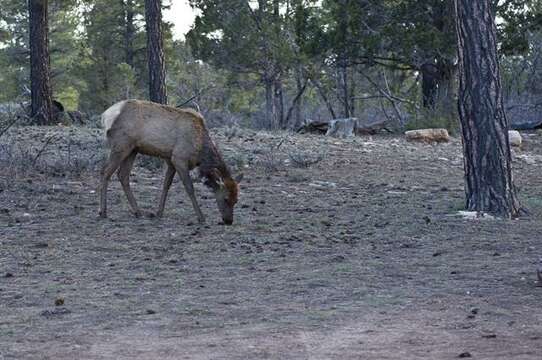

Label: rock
[508,130,522,147]
[405,129,450,143]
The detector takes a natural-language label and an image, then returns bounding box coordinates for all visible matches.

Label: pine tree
[455,0,522,217]
[145,0,168,104]
[28,0,53,125]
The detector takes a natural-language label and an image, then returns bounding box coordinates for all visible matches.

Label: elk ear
[234,173,244,183]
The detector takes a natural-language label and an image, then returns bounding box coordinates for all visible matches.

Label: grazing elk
[99,100,243,225]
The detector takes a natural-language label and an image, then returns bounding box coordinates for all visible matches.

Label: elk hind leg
[99,147,134,218]
[156,161,176,218]
[117,151,142,217]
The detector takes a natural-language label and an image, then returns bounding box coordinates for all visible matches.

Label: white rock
[405,128,450,143]
[509,130,522,147]
[457,211,495,220]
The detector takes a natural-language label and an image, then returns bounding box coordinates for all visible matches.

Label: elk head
[208,170,244,225]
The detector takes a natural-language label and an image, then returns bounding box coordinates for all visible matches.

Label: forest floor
[1,125,542,360]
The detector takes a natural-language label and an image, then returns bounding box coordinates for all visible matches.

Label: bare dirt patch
[1,126,542,359]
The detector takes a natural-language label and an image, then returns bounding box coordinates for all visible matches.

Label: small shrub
[259,150,282,174]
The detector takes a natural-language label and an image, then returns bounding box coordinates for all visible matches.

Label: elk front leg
[117,151,141,217]
[172,158,205,223]
[156,162,176,218]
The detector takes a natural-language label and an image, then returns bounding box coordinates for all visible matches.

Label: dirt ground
[1,125,542,360]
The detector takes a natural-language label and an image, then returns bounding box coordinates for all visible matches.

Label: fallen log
[298,118,391,137]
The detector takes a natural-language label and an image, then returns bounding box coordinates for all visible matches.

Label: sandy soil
[1,125,542,359]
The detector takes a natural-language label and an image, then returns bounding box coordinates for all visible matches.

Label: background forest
[1,0,542,131]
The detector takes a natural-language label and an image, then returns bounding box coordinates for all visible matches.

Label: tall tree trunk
[293,64,304,128]
[274,78,284,128]
[455,0,521,218]
[311,78,336,119]
[28,0,53,125]
[349,66,356,116]
[421,60,456,110]
[338,61,350,118]
[144,0,167,104]
[337,0,350,118]
[285,77,308,129]
[123,0,136,68]
[436,59,456,114]
[421,63,439,109]
[264,77,274,129]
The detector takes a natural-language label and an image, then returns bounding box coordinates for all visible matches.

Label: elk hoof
[98,211,107,219]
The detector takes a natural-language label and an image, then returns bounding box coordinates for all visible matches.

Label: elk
[99,100,243,225]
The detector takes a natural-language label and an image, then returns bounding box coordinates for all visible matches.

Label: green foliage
[55,86,80,110]
[0,0,541,130]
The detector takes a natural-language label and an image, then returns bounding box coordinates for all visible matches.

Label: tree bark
[455,0,521,218]
[144,0,167,104]
[28,0,54,125]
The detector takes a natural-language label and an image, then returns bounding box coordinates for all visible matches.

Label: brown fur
[99,100,241,224]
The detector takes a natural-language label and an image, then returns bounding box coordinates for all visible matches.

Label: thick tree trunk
[144,0,167,104]
[455,0,521,218]
[28,0,54,125]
